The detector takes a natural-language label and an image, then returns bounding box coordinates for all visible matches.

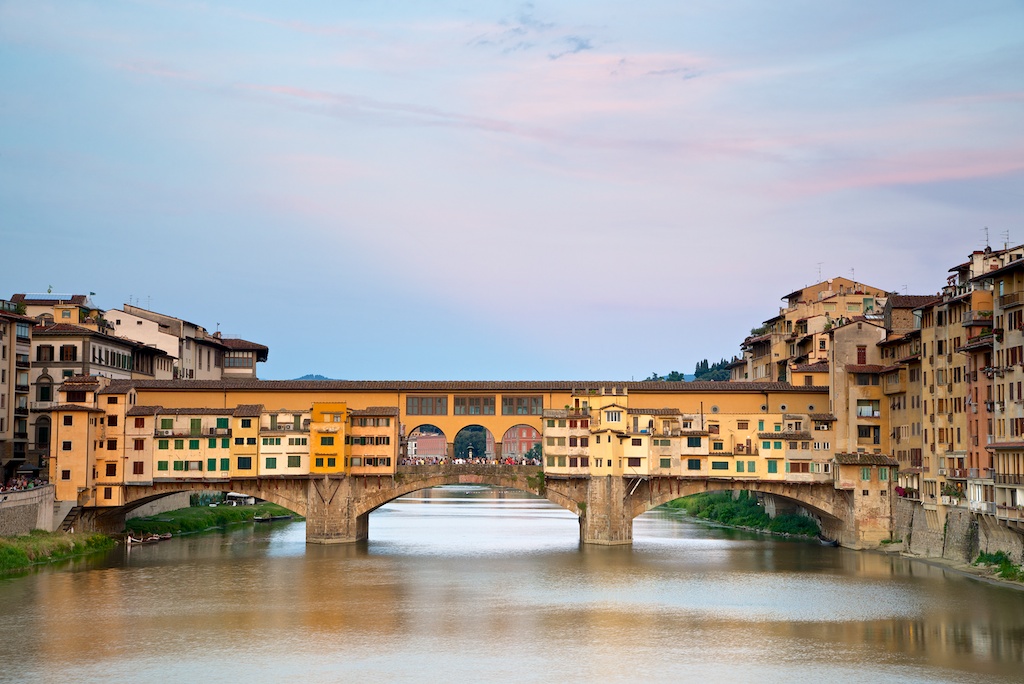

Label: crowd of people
[400,456,542,467]
[1,476,46,493]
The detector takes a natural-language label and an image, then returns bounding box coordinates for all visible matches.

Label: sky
[2,1,1022,381]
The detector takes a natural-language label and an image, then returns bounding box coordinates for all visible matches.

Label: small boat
[127,535,163,545]
[253,514,293,523]
[817,535,839,547]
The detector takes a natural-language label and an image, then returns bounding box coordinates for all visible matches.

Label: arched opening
[501,424,541,464]
[406,424,448,463]
[453,425,495,462]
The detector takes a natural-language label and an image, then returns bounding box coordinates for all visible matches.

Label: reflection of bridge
[87,466,862,546]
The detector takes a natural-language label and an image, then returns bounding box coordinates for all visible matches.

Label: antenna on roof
[1002,229,1010,251]
[983,226,990,249]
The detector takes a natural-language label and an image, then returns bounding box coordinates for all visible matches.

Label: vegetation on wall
[0,530,115,573]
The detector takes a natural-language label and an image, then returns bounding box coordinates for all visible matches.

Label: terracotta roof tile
[792,362,829,373]
[118,379,830,394]
[232,404,264,417]
[625,408,682,415]
[888,294,938,309]
[350,406,400,416]
[834,452,898,466]
[845,364,886,373]
[126,406,163,416]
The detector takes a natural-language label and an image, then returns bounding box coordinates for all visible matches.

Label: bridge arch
[629,478,850,531]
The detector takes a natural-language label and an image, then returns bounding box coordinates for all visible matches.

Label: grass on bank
[975,551,1024,581]
[126,502,301,536]
[0,530,116,573]
[665,491,821,538]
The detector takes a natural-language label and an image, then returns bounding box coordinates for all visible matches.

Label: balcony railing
[14,407,28,416]
[947,468,970,479]
[30,401,53,410]
[995,474,1024,485]
[968,467,995,480]
[1000,292,1023,308]
[14,384,29,393]
[970,501,996,515]
[15,359,30,369]
[996,505,1024,521]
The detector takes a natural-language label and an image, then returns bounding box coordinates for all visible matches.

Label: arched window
[36,375,53,403]
[35,416,51,449]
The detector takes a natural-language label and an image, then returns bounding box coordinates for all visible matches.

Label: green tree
[454,426,487,460]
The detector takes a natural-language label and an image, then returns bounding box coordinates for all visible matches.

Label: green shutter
[207,458,216,471]
[220,458,229,471]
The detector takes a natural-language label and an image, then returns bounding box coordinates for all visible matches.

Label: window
[105,463,116,476]
[861,467,871,481]
[774,441,782,450]
[454,396,496,415]
[605,410,622,422]
[762,440,771,450]
[160,418,173,430]
[103,487,112,500]
[220,458,229,471]
[686,437,701,448]
[288,455,301,468]
[711,461,728,470]
[158,440,168,450]
[407,396,448,415]
[157,461,168,471]
[687,459,701,470]
[207,458,217,471]
[736,421,749,430]
[245,437,256,445]
[133,439,144,451]
[631,438,642,446]
[627,457,641,468]
[61,440,72,451]
[660,458,672,469]
[134,417,145,428]
[321,436,335,446]
[133,461,144,475]
[216,417,229,429]
[63,415,73,426]
[174,439,184,450]
[713,442,723,451]
[501,396,543,416]
[235,437,245,445]
[221,438,230,448]
[736,461,745,472]
[879,467,888,481]
[238,457,252,470]
[61,469,71,480]
[767,460,778,474]
[209,438,217,448]
[748,461,755,472]
[265,457,277,469]
[188,439,198,450]
[37,345,54,362]
[327,457,336,468]
[241,419,252,428]
[60,345,77,361]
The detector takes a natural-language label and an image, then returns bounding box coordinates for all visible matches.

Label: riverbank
[0,530,116,574]
[665,491,821,539]
[877,544,1024,592]
[127,502,302,536]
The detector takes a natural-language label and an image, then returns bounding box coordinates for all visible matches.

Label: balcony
[947,468,970,479]
[995,505,1024,522]
[970,501,996,515]
[14,407,28,417]
[968,467,995,480]
[14,384,29,393]
[995,473,1024,485]
[13,431,28,440]
[15,359,29,370]
[964,310,994,326]
[30,401,53,410]
[1000,292,1023,308]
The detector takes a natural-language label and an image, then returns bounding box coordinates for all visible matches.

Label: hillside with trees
[645,358,731,383]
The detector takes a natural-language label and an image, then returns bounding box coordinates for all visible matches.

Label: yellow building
[309,402,346,474]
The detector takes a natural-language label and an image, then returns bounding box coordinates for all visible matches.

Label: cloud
[548,35,593,60]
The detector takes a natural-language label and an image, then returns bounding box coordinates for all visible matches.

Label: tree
[524,442,542,462]
[454,426,487,460]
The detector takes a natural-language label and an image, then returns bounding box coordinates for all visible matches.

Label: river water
[1,486,1023,683]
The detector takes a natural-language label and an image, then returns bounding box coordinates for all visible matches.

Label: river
[1,486,1022,683]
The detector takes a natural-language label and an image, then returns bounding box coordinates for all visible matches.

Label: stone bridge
[80,465,876,547]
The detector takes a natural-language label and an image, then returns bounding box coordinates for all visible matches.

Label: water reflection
[0,485,1022,683]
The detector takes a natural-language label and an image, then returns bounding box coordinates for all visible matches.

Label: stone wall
[127,493,191,519]
[898,497,1024,564]
[0,485,55,535]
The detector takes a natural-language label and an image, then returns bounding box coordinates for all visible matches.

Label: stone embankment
[891,497,1024,589]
